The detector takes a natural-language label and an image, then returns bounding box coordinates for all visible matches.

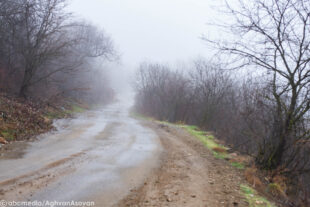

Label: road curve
[0,93,162,206]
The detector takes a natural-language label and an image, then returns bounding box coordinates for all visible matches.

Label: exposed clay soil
[116,121,249,207]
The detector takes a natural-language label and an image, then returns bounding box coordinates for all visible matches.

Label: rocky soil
[117,122,249,207]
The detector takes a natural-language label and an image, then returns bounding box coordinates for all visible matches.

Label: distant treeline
[0,0,115,103]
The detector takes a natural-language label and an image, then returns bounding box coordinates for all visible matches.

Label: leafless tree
[0,0,24,90]
[0,0,74,97]
[30,22,114,92]
[189,59,235,130]
[135,62,191,122]
[206,0,310,172]
[0,0,115,99]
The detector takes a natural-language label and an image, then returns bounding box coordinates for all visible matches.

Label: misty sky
[69,0,223,67]
[68,0,227,92]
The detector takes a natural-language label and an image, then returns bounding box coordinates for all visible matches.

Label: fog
[69,0,224,93]
[1,1,309,205]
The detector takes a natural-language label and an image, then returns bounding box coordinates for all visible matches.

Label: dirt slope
[0,94,53,143]
[117,122,248,207]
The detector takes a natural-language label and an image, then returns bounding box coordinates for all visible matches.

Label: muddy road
[0,94,250,207]
[0,95,162,206]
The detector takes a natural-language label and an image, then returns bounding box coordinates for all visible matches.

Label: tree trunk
[270,134,287,169]
[256,103,295,170]
[19,67,32,98]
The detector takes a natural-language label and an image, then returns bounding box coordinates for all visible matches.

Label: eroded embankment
[0,93,87,146]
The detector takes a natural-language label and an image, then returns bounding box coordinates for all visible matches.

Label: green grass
[45,104,86,119]
[157,122,247,169]
[1,129,16,140]
[71,105,85,113]
[240,184,277,207]
[176,123,247,169]
[185,125,199,131]
[130,112,152,120]
[231,162,245,169]
[158,120,175,126]
[155,122,230,160]
[179,125,228,159]
[45,108,73,119]
[45,111,67,119]
[212,151,226,159]
[65,104,85,114]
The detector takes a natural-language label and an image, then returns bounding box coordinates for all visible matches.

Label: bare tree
[135,62,191,122]
[0,0,24,91]
[2,0,73,98]
[30,22,115,92]
[189,59,235,129]
[0,1,115,99]
[206,0,310,172]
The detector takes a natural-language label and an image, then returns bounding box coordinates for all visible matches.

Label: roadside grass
[131,113,276,207]
[70,105,85,113]
[66,104,85,114]
[131,114,246,170]
[240,184,277,207]
[45,110,68,119]
[1,129,16,140]
[231,162,245,170]
[178,124,249,170]
[153,121,247,168]
[130,112,153,121]
[179,124,229,159]
[169,123,275,206]
[45,104,86,119]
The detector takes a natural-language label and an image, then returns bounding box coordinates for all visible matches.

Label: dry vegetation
[0,92,89,145]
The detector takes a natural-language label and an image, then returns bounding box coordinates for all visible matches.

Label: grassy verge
[175,124,229,159]
[65,104,86,114]
[240,184,277,207]
[180,124,277,206]
[179,124,276,206]
[131,114,277,206]
[231,162,245,170]
[130,112,153,121]
[1,129,17,141]
[143,118,244,168]
[44,103,86,119]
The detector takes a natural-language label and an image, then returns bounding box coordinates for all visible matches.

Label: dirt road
[117,122,248,207]
[0,95,162,206]
[0,95,248,207]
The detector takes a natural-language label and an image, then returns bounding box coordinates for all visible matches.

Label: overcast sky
[69,0,224,66]
[69,0,224,92]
